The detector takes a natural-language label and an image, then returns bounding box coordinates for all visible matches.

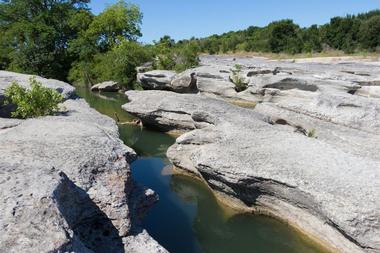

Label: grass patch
[227,99,257,108]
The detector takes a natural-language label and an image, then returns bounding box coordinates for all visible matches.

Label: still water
[75,87,328,253]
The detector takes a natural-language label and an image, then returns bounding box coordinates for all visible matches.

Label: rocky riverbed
[123,56,380,253]
[0,71,167,253]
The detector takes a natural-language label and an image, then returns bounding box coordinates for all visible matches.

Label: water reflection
[132,159,326,253]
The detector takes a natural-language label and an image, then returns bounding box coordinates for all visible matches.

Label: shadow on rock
[53,171,125,253]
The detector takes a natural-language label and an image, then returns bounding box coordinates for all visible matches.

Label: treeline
[1,1,380,88]
[178,10,380,55]
[0,0,198,88]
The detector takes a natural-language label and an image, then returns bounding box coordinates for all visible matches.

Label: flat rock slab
[91,81,120,92]
[123,90,380,253]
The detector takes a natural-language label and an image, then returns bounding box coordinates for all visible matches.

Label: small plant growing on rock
[231,64,248,92]
[307,128,317,138]
[4,77,64,119]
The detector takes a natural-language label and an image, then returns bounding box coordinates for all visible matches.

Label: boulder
[0,73,168,253]
[197,77,237,97]
[90,81,120,92]
[186,65,238,97]
[137,70,176,90]
[122,90,379,253]
[170,70,198,93]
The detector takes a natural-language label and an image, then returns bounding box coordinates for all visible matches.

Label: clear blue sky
[89,0,380,43]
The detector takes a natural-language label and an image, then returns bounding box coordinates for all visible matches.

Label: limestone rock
[137,70,176,90]
[122,90,380,253]
[0,73,167,253]
[91,81,120,92]
[170,70,198,93]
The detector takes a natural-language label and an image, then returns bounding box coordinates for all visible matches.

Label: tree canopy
[0,0,91,80]
[184,10,380,55]
[0,2,379,88]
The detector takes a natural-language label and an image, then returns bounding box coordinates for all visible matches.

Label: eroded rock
[170,70,198,93]
[137,70,176,90]
[0,74,167,253]
[122,90,380,253]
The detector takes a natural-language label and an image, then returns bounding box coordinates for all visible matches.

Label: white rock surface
[123,59,380,253]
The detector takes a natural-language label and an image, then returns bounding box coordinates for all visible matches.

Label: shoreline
[171,165,354,253]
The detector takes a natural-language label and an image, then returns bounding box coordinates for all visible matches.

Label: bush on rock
[4,78,63,118]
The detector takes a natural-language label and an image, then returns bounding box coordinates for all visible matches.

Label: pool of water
[75,87,328,253]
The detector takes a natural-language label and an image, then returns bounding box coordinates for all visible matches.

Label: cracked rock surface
[124,56,380,253]
[0,72,167,253]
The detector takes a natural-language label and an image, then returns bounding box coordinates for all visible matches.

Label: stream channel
[76,87,328,253]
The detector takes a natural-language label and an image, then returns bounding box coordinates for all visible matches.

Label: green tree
[301,25,322,53]
[152,36,200,72]
[68,0,144,85]
[91,40,152,88]
[322,15,360,53]
[359,15,380,51]
[85,0,142,51]
[0,0,90,80]
[268,20,302,54]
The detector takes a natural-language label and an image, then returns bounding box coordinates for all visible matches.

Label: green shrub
[230,64,248,92]
[4,78,63,118]
[174,42,200,72]
[152,36,200,72]
[307,128,317,138]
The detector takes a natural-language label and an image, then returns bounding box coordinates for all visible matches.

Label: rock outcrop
[91,81,120,92]
[137,70,176,91]
[0,73,167,253]
[137,70,198,93]
[122,55,380,253]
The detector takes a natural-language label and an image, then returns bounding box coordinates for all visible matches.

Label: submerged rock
[0,74,167,253]
[123,89,380,253]
[91,81,120,92]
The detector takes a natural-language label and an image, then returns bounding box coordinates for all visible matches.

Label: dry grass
[209,50,380,61]
[227,99,257,108]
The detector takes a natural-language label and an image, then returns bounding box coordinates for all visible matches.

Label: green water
[75,87,328,253]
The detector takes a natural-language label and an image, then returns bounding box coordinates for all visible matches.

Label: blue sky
[89,0,380,43]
